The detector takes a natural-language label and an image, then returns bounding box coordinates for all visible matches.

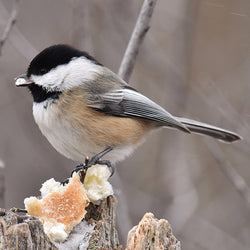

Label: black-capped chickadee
[15,44,241,169]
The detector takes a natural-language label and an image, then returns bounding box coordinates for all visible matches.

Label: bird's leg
[62,147,114,184]
[71,163,85,175]
[85,147,113,167]
[62,162,86,185]
[79,147,114,182]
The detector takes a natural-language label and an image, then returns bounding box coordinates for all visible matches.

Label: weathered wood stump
[0,195,180,249]
[126,213,181,250]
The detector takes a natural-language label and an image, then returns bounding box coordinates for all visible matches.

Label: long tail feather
[175,117,242,143]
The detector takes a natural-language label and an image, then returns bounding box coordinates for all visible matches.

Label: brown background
[0,0,249,249]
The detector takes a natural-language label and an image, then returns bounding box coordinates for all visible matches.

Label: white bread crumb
[84,164,114,202]
[43,221,68,242]
[40,178,64,198]
[15,77,27,86]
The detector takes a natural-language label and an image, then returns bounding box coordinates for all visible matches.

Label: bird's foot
[62,147,114,184]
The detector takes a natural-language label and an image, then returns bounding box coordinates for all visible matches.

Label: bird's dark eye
[39,68,48,74]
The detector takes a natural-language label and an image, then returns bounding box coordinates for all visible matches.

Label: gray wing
[87,87,190,133]
[87,86,242,142]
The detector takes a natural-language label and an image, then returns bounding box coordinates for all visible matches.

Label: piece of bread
[84,164,114,202]
[24,172,89,242]
[24,164,114,242]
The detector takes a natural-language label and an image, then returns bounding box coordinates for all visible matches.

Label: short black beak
[15,74,34,87]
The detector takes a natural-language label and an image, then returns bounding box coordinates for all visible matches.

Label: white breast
[32,101,137,163]
[33,101,89,161]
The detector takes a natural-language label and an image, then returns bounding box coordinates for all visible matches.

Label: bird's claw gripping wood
[78,147,114,183]
[63,147,114,184]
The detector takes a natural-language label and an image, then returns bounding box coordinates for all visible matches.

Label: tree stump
[126,213,181,250]
[0,208,56,249]
[0,196,121,249]
[0,196,180,249]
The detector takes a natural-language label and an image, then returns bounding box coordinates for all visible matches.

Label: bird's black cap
[27,44,102,77]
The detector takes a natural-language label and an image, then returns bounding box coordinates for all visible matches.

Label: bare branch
[0,0,21,56]
[204,139,250,209]
[118,0,158,82]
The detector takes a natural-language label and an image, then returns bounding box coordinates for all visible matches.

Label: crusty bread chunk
[24,173,89,242]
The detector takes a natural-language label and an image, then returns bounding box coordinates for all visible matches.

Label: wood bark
[0,196,180,249]
[85,196,122,249]
[0,196,122,250]
[0,208,57,249]
[126,213,181,250]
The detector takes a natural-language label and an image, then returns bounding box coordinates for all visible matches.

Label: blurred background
[0,0,250,249]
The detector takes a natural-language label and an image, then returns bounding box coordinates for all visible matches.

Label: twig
[0,0,21,56]
[118,0,158,82]
[204,139,250,209]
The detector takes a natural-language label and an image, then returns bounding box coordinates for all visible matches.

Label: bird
[15,44,241,173]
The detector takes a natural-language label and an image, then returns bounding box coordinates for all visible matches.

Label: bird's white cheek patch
[31,57,102,91]
[31,69,65,91]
